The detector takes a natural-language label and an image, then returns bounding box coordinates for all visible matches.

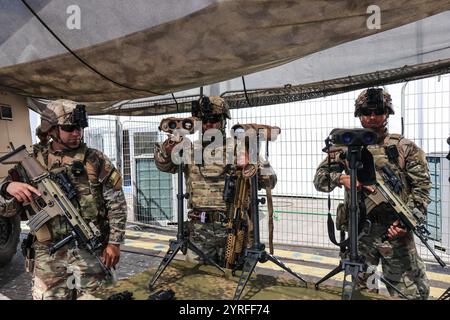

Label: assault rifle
[0,144,112,278]
[367,165,446,267]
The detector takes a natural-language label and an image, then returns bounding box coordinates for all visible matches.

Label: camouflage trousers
[357,223,430,300]
[31,242,112,300]
[185,220,227,267]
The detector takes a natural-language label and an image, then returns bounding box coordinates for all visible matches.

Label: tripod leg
[379,276,410,300]
[314,262,343,289]
[233,251,259,300]
[267,254,307,286]
[148,239,183,289]
[342,263,362,300]
[188,241,225,274]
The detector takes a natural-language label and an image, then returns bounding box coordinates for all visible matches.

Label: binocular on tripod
[159,117,199,135]
[231,124,281,142]
[326,128,378,146]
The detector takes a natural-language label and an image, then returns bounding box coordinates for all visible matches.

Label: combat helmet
[40,99,88,133]
[354,88,394,117]
[192,96,231,121]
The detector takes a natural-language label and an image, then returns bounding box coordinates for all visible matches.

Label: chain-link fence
[86,74,450,265]
[85,117,119,167]
[403,76,450,264]
[228,76,450,265]
[229,93,360,251]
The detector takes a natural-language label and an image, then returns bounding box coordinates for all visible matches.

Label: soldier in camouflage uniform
[313,88,431,300]
[30,125,50,162]
[33,125,50,154]
[0,99,127,299]
[155,96,276,267]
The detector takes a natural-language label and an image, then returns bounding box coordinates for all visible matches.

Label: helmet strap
[381,114,389,128]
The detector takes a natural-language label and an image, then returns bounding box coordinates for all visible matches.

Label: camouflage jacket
[313,133,431,218]
[0,143,127,245]
[0,181,16,218]
[32,141,49,155]
[155,137,277,211]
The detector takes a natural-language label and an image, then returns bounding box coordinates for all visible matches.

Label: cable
[171,93,179,112]
[241,76,252,107]
[20,0,162,96]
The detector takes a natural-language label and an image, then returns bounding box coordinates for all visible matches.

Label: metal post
[348,147,359,262]
[177,162,184,240]
[250,174,261,248]
[115,116,123,173]
[415,20,424,148]
[400,82,408,136]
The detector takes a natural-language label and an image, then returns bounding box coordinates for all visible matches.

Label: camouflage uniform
[0,100,127,300]
[155,96,276,267]
[313,88,431,300]
[32,125,49,155]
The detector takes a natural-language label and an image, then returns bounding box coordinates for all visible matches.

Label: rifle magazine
[27,210,52,232]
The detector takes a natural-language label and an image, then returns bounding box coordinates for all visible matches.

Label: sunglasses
[360,108,386,116]
[59,125,82,132]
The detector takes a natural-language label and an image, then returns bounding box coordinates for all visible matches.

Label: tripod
[232,140,307,300]
[148,159,225,289]
[314,145,408,300]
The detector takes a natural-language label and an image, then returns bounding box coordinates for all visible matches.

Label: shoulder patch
[109,169,123,191]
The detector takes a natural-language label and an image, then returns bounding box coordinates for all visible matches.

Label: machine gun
[366,165,446,267]
[0,144,112,278]
[223,166,250,270]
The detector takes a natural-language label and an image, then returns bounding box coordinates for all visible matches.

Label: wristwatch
[0,181,13,199]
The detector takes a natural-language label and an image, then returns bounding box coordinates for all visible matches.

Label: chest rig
[35,144,106,242]
[185,141,231,211]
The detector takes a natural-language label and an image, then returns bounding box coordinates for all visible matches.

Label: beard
[65,138,82,149]
[364,121,382,128]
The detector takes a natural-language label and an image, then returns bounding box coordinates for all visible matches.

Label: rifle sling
[325,144,349,249]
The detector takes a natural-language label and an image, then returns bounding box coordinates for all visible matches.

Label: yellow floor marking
[126,230,173,241]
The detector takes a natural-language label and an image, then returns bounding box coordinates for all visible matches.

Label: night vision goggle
[71,104,88,128]
[360,88,387,114]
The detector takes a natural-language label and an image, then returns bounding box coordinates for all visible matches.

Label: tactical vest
[184,141,230,211]
[363,133,411,216]
[35,144,108,243]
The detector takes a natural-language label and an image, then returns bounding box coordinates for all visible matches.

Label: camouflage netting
[0,1,449,116]
[92,260,394,300]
